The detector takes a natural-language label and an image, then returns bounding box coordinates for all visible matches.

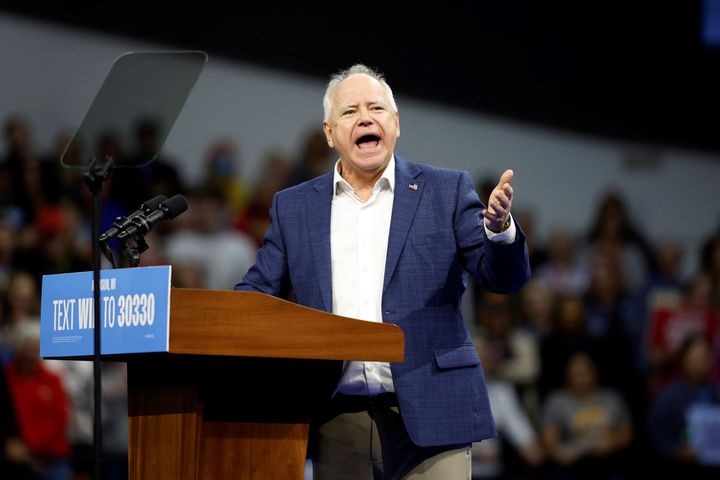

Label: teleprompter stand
[60,51,207,479]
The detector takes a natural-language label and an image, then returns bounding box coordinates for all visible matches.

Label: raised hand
[483,169,514,233]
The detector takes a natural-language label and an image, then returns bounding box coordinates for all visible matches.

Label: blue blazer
[236,156,530,447]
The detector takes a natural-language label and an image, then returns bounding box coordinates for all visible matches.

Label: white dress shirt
[331,155,517,396]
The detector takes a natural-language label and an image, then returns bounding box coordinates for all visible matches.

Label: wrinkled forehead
[332,74,390,107]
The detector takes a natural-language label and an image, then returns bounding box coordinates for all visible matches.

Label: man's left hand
[483,169,514,233]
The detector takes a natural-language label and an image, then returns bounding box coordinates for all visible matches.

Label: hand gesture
[483,169,514,233]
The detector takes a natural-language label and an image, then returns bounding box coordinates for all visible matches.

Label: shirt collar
[333,155,396,196]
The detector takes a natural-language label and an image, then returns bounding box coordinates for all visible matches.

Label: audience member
[44,359,93,479]
[541,352,633,480]
[535,228,589,295]
[0,116,35,220]
[700,232,720,294]
[234,149,291,247]
[285,129,333,187]
[473,339,544,479]
[13,202,91,287]
[583,190,656,291]
[474,296,539,395]
[629,240,685,376]
[108,119,185,212]
[4,321,72,480]
[0,360,35,479]
[538,294,600,400]
[648,273,720,393]
[511,208,548,271]
[582,252,638,408]
[0,221,16,293]
[0,272,40,363]
[201,138,251,216]
[165,186,255,290]
[0,108,718,478]
[648,334,720,478]
[520,279,555,338]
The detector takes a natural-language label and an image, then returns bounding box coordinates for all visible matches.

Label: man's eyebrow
[340,99,386,109]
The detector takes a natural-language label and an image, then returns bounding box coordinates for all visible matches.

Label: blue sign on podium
[40,266,172,357]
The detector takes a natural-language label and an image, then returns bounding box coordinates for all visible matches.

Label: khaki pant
[313,406,471,480]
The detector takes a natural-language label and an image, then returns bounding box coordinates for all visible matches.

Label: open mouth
[355,134,381,150]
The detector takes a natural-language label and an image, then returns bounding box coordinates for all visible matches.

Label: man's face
[323,74,399,174]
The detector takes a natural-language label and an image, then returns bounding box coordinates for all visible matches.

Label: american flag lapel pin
[409,183,418,191]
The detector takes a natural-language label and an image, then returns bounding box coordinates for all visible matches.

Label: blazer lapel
[306,173,334,312]
[383,157,424,292]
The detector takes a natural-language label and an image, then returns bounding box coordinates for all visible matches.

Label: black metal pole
[91,182,103,480]
[84,157,113,480]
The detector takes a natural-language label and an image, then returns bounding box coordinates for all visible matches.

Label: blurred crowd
[0,113,719,479]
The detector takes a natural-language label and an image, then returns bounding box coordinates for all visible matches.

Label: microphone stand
[119,234,149,268]
[83,156,114,480]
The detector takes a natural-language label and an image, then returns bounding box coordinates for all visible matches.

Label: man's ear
[395,111,400,138]
[323,121,334,148]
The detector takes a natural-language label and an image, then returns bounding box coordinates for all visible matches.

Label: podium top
[168,289,404,363]
[41,267,403,362]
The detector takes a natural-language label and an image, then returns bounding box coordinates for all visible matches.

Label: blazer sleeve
[234,192,291,298]
[453,171,530,294]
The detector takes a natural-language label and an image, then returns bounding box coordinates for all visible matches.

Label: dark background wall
[2,1,719,154]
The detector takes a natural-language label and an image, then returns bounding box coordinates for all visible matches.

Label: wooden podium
[126,288,404,480]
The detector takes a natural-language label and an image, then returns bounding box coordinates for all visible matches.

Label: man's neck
[338,159,390,202]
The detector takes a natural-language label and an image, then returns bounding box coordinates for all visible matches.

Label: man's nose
[358,107,373,125]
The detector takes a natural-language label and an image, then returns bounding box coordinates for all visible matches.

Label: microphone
[117,194,188,240]
[99,195,167,243]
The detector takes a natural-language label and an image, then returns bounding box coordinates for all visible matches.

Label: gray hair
[322,64,397,121]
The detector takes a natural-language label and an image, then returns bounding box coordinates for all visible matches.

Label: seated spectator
[45,362,129,480]
[93,363,129,480]
[1,116,36,221]
[535,228,589,295]
[0,359,36,479]
[13,202,91,286]
[4,321,72,480]
[627,240,685,377]
[165,186,256,290]
[44,359,93,479]
[541,352,633,480]
[581,190,656,292]
[285,129,333,188]
[0,272,40,364]
[520,278,555,338]
[512,207,548,271]
[201,138,251,217]
[475,296,541,422]
[107,118,185,212]
[583,251,633,340]
[643,240,685,307]
[0,221,16,291]
[648,334,720,477]
[582,251,639,411]
[475,297,540,389]
[473,339,544,479]
[699,232,720,302]
[234,149,291,247]
[648,273,720,394]
[539,294,601,400]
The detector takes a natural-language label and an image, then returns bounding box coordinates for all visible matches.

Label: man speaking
[235,64,530,479]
